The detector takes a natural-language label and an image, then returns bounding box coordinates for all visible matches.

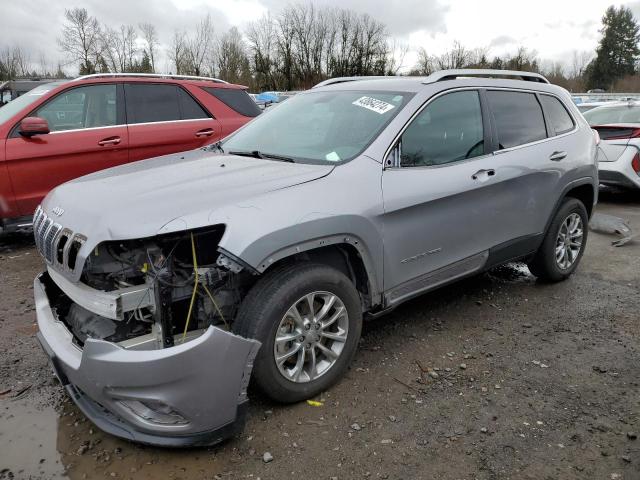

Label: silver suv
[33,70,598,446]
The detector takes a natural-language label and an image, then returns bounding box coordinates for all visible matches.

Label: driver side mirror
[19,116,50,137]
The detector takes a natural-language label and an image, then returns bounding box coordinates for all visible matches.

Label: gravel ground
[1,189,639,480]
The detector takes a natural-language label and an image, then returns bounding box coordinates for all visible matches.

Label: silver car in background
[33,70,598,446]
[583,101,640,190]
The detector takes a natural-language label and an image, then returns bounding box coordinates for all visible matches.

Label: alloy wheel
[555,212,584,270]
[273,291,349,383]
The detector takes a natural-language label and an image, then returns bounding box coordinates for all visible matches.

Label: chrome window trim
[383,86,579,169]
[126,118,212,127]
[49,124,126,135]
[48,118,211,135]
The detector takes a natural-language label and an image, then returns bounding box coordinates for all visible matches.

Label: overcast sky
[2,0,640,74]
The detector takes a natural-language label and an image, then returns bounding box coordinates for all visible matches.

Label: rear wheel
[233,263,362,403]
[527,197,588,282]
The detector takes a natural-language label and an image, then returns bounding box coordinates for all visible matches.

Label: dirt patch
[1,197,639,480]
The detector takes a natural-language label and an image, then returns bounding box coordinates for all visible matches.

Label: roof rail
[313,76,401,88]
[424,69,549,84]
[72,73,229,84]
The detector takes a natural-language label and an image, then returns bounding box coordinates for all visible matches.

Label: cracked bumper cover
[34,271,261,447]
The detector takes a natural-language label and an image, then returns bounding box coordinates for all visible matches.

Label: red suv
[0,73,260,231]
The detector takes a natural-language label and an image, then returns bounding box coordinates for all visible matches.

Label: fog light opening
[118,399,189,426]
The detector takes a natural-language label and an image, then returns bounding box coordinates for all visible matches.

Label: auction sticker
[352,96,395,114]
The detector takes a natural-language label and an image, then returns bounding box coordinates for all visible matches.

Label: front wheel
[527,197,588,282]
[233,263,362,403]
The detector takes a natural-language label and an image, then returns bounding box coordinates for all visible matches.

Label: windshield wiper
[229,150,296,163]
[203,141,224,153]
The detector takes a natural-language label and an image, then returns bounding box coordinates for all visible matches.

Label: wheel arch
[544,178,596,238]
[256,237,382,311]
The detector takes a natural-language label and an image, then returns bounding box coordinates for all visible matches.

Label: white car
[583,101,640,190]
[577,101,613,113]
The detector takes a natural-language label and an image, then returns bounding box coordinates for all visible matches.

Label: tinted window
[36,84,117,132]
[540,95,574,135]
[178,88,210,119]
[400,90,484,167]
[203,87,262,117]
[126,84,180,124]
[487,91,547,148]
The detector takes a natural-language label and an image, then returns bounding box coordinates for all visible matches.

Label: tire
[527,197,589,282]
[233,262,362,403]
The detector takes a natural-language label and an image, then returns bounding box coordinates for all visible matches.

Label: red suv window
[125,84,210,124]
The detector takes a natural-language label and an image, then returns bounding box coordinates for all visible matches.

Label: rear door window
[202,87,262,117]
[540,95,574,135]
[125,84,181,124]
[487,90,547,149]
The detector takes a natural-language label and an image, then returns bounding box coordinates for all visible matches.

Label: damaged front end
[34,225,261,447]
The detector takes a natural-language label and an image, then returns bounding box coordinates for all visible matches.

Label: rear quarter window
[487,90,547,149]
[540,95,574,135]
[202,87,262,117]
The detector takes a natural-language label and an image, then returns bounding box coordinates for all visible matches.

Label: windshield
[583,104,640,125]
[0,83,60,125]
[222,90,412,164]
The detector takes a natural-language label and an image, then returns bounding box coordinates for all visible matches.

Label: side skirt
[378,233,543,315]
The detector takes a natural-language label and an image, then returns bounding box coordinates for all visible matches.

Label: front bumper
[34,271,261,447]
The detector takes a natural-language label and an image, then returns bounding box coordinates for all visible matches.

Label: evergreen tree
[587,6,640,90]
[139,50,153,73]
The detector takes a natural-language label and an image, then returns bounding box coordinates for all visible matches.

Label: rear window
[583,105,640,125]
[202,87,261,117]
[540,95,574,135]
[125,84,210,124]
[487,90,547,149]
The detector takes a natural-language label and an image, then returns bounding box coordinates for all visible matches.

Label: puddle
[0,400,67,479]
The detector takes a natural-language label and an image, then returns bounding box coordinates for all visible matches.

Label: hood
[42,148,333,242]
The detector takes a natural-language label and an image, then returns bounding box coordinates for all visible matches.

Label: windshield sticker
[325,151,341,162]
[352,96,395,114]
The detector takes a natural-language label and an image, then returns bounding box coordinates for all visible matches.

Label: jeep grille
[33,206,85,271]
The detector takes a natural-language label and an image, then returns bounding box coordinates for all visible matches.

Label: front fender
[219,213,384,301]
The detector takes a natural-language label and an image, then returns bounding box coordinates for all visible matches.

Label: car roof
[311,70,567,96]
[312,77,567,96]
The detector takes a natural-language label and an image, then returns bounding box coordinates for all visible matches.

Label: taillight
[632,152,640,174]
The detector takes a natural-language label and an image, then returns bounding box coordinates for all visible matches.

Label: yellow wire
[201,282,229,330]
[181,232,199,343]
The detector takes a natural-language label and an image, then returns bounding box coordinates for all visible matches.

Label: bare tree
[170,30,188,74]
[183,14,215,76]
[570,50,593,79]
[384,39,409,75]
[58,7,101,74]
[216,27,251,84]
[433,41,472,70]
[412,47,434,75]
[100,25,137,72]
[139,23,158,72]
[247,14,281,90]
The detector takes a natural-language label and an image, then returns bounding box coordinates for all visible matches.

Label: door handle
[472,169,495,180]
[195,128,214,138]
[549,151,567,161]
[98,136,121,146]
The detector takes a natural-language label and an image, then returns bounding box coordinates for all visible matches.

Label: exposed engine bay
[50,227,256,349]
